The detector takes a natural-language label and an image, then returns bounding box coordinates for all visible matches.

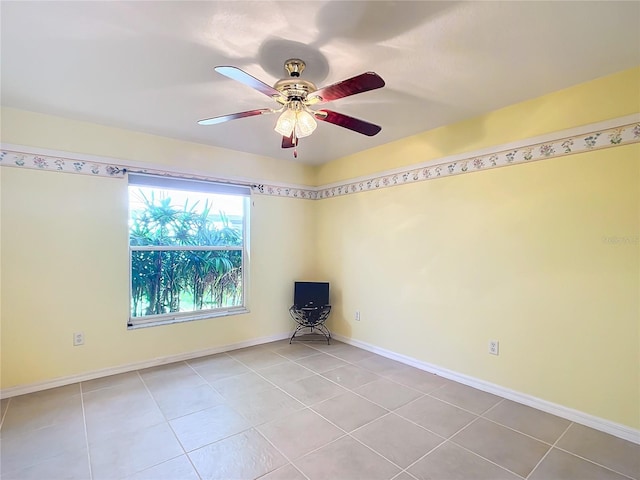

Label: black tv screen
[294,282,329,307]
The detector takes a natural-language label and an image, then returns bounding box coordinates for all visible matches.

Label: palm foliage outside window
[128,174,249,326]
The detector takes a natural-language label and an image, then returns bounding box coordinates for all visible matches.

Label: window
[127,173,250,327]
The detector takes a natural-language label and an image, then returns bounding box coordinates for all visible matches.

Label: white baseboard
[4,331,637,444]
[0,332,290,399]
[332,334,640,445]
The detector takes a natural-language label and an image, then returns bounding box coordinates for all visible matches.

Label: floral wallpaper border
[255,119,640,200]
[2,116,638,198]
[250,183,319,199]
[0,150,126,178]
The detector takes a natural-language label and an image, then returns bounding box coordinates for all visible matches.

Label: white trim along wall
[331,334,640,445]
[0,331,637,444]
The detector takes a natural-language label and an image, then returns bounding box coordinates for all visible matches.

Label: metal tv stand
[289,305,331,345]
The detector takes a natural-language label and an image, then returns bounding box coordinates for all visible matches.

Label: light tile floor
[1,340,638,480]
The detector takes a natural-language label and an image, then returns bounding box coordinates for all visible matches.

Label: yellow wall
[1,107,316,187]
[0,111,317,388]
[1,66,639,431]
[317,66,640,184]
[316,66,640,429]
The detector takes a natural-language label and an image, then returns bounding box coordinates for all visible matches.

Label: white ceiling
[1,1,639,165]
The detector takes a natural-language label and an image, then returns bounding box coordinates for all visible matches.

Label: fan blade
[315,110,382,136]
[198,108,272,125]
[308,72,385,104]
[215,66,282,99]
[282,134,298,148]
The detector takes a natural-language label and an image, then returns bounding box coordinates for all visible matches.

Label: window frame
[127,173,250,328]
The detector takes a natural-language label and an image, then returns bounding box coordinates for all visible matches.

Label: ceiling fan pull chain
[292,131,298,158]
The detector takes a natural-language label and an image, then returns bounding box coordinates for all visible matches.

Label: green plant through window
[128,176,247,324]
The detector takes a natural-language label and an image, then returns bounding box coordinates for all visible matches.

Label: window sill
[127,307,249,330]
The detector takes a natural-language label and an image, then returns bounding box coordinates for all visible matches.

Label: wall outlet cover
[73,332,84,346]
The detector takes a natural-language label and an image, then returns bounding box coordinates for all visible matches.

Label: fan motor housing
[273,78,317,102]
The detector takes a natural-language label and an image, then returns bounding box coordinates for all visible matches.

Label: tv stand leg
[289,323,331,345]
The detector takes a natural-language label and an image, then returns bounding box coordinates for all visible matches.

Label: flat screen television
[294,282,329,308]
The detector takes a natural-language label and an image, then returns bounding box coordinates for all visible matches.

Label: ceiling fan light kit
[198,58,385,157]
[274,107,298,136]
[293,110,317,138]
[274,101,318,138]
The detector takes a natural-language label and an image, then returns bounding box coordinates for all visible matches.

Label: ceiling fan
[198,58,385,157]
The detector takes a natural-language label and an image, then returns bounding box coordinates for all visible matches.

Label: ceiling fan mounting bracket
[284,58,305,78]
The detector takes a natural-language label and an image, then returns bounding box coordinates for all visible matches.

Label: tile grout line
[320,339,640,446]
[251,420,313,480]
[544,422,640,480]
[238,341,522,477]
[144,373,235,423]
[393,410,526,480]
[333,401,451,474]
[478,416,558,447]
[254,462,310,480]
[284,431,351,470]
[287,346,437,413]
[421,384,504,417]
[161,347,638,480]
[163,342,633,480]
[0,387,87,477]
[319,346,504,415]
[392,470,419,480]
[526,422,638,480]
[392,439,448,480]
[472,399,575,449]
[553,431,638,480]
[0,397,11,430]
[236,353,360,425]
[224,349,332,408]
[346,407,450,447]
[227,344,425,475]
[525,421,574,479]
[118,353,640,480]
[91,342,638,480]
[314,345,463,402]
[272,419,412,480]
[443,412,527,479]
[326,357,636,480]
[252,349,449,475]
[292,370,397,415]
[437,415,528,479]
[346,428,424,474]
[480,397,506,416]
[232,383,357,477]
[135,369,203,480]
[551,445,639,480]
[187,346,329,420]
[366,370,436,397]
[79,382,94,480]
[238,344,392,411]
[184,347,343,478]
[448,440,528,480]
[6,342,637,480]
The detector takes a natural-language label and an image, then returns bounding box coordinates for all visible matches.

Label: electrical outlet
[489,340,499,355]
[355,311,361,321]
[73,332,84,346]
